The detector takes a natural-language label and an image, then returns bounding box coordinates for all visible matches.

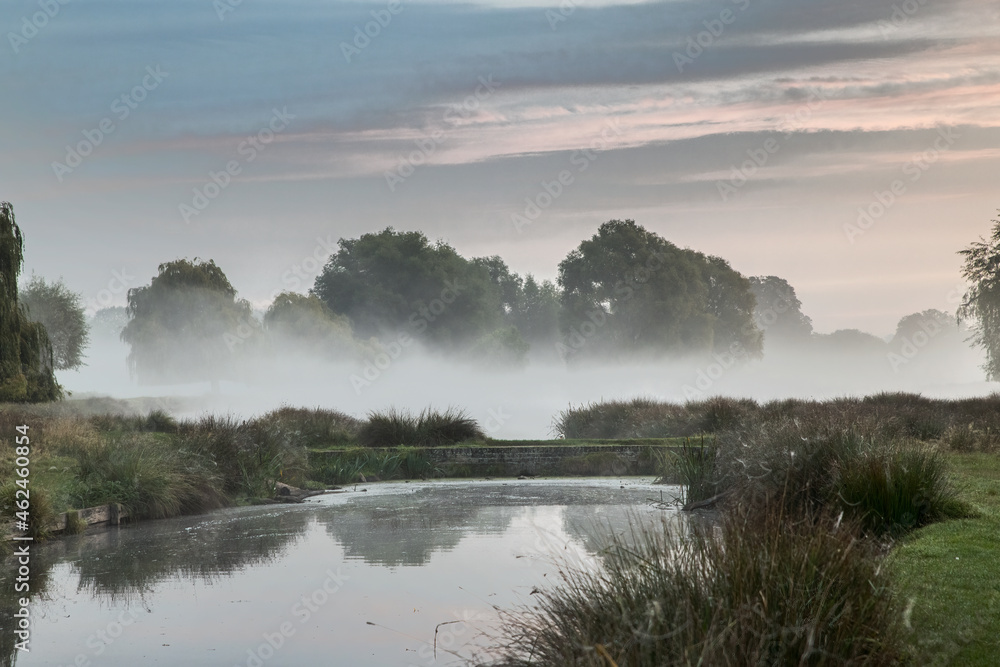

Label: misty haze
[3,0,1000,665]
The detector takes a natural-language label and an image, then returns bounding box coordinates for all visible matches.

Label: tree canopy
[959,213,1000,379]
[0,202,60,402]
[557,219,762,361]
[748,275,813,346]
[20,275,89,370]
[312,228,502,351]
[264,291,364,359]
[472,256,561,355]
[120,258,260,387]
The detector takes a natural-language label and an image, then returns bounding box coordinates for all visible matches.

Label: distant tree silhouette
[557,219,762,361]
[312,228,502,352]
[121,258,260,389]
[264,291,364,360]
[748,275,813,346]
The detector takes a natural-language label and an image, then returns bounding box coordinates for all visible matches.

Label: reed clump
[493,504,904,667]
[358,407,484,447]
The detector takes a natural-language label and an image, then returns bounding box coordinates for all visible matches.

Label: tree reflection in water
[0,506,312,666]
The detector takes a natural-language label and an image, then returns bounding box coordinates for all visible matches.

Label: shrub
[180,415,308,498]
[144,409,179,433]
[687,396,758,433]
[942,423,1000,453]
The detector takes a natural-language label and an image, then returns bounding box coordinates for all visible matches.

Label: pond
[2,478,682,667]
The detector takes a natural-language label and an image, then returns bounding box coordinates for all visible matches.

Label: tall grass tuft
[262,405,362,449]
[555,397,694,439]
[358,407,484,447]
[72,434,226,519]
[492,504,904,666]
[654,437,717,505]
[836,442,971,534]
[181,415,308,498]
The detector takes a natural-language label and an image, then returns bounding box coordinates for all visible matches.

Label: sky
[2,0,1000,337]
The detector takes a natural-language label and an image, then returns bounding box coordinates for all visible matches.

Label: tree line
[2,200,1000,400]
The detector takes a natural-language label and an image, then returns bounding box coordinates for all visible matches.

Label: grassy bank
[892,454,1000,665]
[5,400,667,534]
[490,395,1000,666]
[0,401,494,532]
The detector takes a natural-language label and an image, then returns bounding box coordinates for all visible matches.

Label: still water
[3,479,681,667]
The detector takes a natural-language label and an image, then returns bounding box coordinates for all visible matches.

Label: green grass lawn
[892,453,1000,665]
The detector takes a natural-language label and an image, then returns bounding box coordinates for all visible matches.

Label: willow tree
[121,258,261,390]
[0,202,61,402]
[958,212,1000,379]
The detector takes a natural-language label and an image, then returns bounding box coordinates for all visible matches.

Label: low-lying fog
[61,332,994,439]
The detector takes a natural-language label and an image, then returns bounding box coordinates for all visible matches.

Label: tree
[811,329,888,356]
[120,259,260,388]
[892,310,955,344]
[959,213,1000,379]
[472,255,523,318]
[264,292,365,360]
[703,255,762,355]
[557,219,762,361]
[20,276,89,370]
[90,306,130,339]
[748,276,813,346]
[887,309,969,374]
[514,275,561,352]
[0,202,61,402]
[312,228,502,352]
[472,256,562,354]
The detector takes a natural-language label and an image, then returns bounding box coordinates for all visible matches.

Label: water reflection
[319,488,519,567]
[71,509,313,603]
[1,480,679,667]
[0,506,312,666]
